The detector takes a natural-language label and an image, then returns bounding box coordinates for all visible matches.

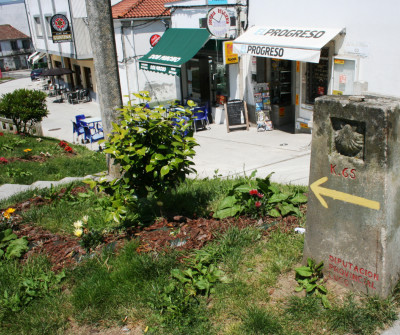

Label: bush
[88,92,198,225]
[0,89,48,134]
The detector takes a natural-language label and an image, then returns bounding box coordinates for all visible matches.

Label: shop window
[34,17,43,38]
[187,59,200,100]
[84,67,93,90]
[270,59,292,106]
[255,57,266,83]
[305,48,330,104]
[10,41,18,51]
[215,63,228,97]
[54,61,62,68]
[74,65,82,88]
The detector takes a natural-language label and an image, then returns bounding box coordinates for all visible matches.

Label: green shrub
[88,92,198,225]
[0,89,48,134]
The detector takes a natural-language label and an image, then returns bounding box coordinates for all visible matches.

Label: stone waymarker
[304,95,400,297]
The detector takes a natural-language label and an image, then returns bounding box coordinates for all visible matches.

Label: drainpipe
[120,22,131,98]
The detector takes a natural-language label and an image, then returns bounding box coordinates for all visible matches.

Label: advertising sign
[50,14,72,43]
[208,0,228,4]
[150,34,161,47]
[223,41,238,65]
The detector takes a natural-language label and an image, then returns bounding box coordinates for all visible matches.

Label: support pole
[86,0,122,178]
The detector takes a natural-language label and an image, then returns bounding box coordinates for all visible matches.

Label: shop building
[139,0,247,115]
[25,0,97,100]
[232,0,400,133]
[111,0,175,104]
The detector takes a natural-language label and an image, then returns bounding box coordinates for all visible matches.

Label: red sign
[150,34,161,47]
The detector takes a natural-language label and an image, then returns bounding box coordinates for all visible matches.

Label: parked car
[30,68,44,81]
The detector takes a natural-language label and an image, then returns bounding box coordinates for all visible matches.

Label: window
[10,41,18,51]
[305,50,330,104]
[45,16,52,40]
[34,17,43,37]
[22,39,30,50]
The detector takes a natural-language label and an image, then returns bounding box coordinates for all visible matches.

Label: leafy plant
[5,167,33,178]
[213,172,307,219]
[0,89,48,134]
[295,258,330,308]
[72,215,104,253]
[0,229,29,260]
[87,92,198,225]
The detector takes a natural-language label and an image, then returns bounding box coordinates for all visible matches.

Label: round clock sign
[206,7,231,38]
[51,14,69,32]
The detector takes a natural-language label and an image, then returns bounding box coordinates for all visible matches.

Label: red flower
[64,145,73,153]
[0,157,8,164]
[0,132,3,136]
[255,201,262,208]
[59,141,68,148]
[257,193,264,198]
[249,189,258,195]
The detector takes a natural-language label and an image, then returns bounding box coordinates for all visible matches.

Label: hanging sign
[223,41,238,65]
[50,14,72,43]
[150,34,161,47]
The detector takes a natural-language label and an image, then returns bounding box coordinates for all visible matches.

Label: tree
[0,89,48,134]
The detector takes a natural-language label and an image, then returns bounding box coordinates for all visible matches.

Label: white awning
[28,51,40,62]
[233,26,345,63]
[31,52,46,64]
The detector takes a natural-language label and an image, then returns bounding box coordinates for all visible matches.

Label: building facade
[25,0,97,99]
[232,0,400,133]
[0,24,33,71]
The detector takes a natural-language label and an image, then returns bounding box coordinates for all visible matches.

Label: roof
[0,24,29,41]
[112,0,173,19]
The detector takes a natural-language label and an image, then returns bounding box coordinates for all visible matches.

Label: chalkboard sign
[224,100,249,133]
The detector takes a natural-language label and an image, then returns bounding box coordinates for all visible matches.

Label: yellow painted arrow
[310,177,380,210]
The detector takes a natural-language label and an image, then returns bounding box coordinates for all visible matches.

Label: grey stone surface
[304,95,400,297]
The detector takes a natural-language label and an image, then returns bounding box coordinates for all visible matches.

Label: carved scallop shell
[334,124,364,157]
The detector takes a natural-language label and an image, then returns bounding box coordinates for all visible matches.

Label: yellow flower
[74,228,83,237]
[73,220,83,229]
[3,208,15,219]
[24,148,32,153]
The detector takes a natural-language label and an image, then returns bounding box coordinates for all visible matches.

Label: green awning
[139,28,210,76]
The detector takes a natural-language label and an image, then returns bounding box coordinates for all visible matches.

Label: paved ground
[0,76,312,187]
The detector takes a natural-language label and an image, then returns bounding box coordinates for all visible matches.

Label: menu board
[224,100,249,133]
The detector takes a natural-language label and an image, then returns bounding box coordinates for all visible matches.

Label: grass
[0,132,106,185]
[0,178,399,335]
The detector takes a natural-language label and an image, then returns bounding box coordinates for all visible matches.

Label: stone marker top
[305,94,400,298]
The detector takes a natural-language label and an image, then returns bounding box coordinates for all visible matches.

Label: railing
[0,117,43,136]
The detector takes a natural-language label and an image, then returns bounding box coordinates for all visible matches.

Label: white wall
[0,2,31,36]
[114,19,177,104]
[249,0,400,98]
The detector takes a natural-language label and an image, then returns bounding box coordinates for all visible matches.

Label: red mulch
[7,155,48,163]
[2,186,303,272]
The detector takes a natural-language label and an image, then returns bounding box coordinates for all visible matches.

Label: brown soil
[3,185,303,273]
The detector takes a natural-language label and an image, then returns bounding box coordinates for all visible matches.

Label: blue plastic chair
[172,116,190,137]
[83,126,104,148]
[72,121,85,143]
[191,106,209,132]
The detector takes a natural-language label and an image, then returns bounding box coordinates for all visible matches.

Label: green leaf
[321,294,331,308]
[278,202,297,216]
[154,154,166,160]
[195,279,210,291]
[160,165,170,177]
[136,147,147,156]
[5,237,29,259]
[295,266,313,277]
[213,205,241,219]
[268,193,289,203]
[290,193,308,204]
[216,195,238,210]
[171,269,190,283]
[268,208,281,217]
[305,283,316,292]
[295,286,304,292]
[234,184,253,193]
[0,249,4,258]
[145,164,155,172]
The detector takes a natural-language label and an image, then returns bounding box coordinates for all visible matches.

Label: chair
[83,126,104,148]
[68,91,79,104]
[191,106,209,132]
[72,121,85,143]
[171,116,190,137]
[78,89,91,103]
